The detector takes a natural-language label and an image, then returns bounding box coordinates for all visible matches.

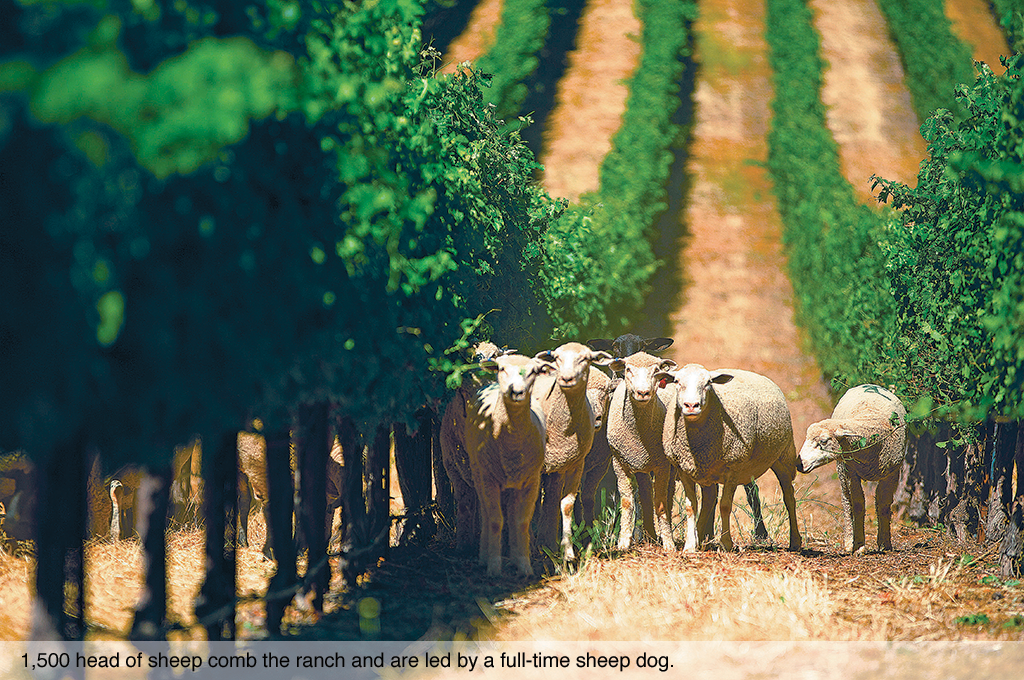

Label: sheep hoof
[853,545,868,556]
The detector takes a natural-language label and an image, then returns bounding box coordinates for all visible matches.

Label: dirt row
[425,0,1023,644]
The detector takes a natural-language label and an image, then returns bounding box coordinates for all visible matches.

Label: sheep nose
[683,402,700,412]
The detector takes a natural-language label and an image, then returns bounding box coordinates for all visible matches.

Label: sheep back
[801,384,907,480]
[664,368,794,486]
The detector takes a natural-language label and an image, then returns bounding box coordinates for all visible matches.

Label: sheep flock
[0,334,909,582]
[441,334,908,576]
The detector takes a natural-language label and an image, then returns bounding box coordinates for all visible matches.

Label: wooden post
[196,430,238,640]
[296,402,330,613]
[393,409,437,546]
[431,408,454,530]
[130,469,170,640]
[264,428,295,636]
[31,435,86,642]
[367,424,391,561]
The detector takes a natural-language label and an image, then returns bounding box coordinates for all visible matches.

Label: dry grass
[1,474,1023,642]
[491,548,838,640]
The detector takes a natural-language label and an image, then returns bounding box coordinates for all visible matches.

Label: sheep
[577,366,617,537]
[531,342,615,561]
[170,439,203,527]
[465,353,552,576]
[605,352,679,551]
[237,430,281,560]
[0,451,35,552]
[580,335,674,543]
[109,480,124,540]
[661,364,801,552]
[439,342,514,552]
[588,334,770,542]
[104,464,145,541]
[797,384,907,554]
[587,334,674,359]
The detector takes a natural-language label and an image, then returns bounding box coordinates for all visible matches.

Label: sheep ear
[589,350,615,366]
[643,337,674,353]
[710,371,734,385]
[587,338,615,352]
[834,426,858,439]
[657,358,677,372]
[500,347,517,356]
[534,349,555,362]
[537,361,557,375]
[608,358,626,373]
[478,359,498,372]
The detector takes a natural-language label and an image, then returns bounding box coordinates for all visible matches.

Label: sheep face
[797,421,854,473]
[483,354,551,403]
[608,355,677,405]
[587,334,674,358]
[666,364,733,420]
[534,342,613,391]
[471,341,514,363]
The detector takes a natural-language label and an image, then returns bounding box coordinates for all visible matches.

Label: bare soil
[946,0,1012,75]
[538,0,641,201]
[810,0,927,204]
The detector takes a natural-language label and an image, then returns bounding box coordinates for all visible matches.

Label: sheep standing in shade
[439,342,514,552]
[465,353,552,576]
[532,342,615,562]
[577,366,617,536]
[605,352,679,551]
[662,364,801,552]
[797,384,907,554]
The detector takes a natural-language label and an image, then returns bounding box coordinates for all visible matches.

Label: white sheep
[661,364,801,552]
[465,353,552,576]
[797,384,907,553]
[605,352,679,551]
[439,342,512,552]
[531,342,614,561]
[580,335,675,543]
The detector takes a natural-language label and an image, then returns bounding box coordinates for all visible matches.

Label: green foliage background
[766,0,1024,428]
[874,0,976,124]
[0,0,565,466]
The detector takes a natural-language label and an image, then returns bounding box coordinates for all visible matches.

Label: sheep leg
[771,457,803,551]
[875,469,899,551]
[559,464,585,561]
[718,482,737,551]
[450,471,478,554]
[476,481,504,576]
[507,480,540,576]
[676,472,699,552]
[260,501,274,561]
[636,472,657,545]
[612,456,637,551]
[697,483,718,548]
[652,465,676,551]
[580,444,611,536]
[744,482,768,540]
[538,472,564,555]
[838,461,866,553]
